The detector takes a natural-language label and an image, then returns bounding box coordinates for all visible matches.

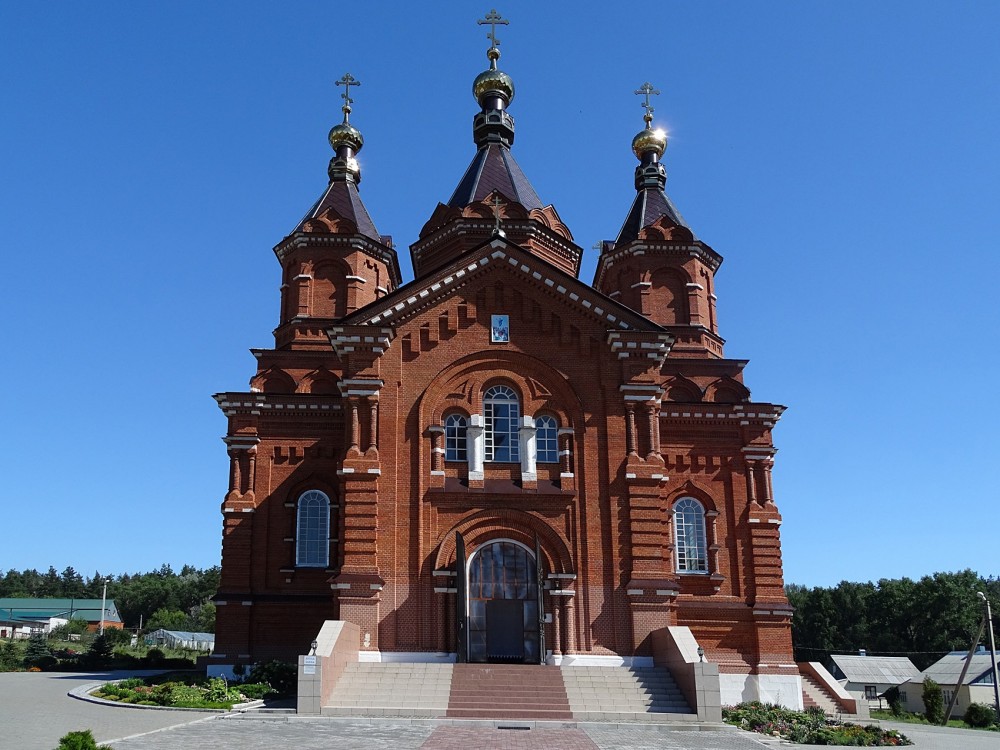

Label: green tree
[60,567,86,598]
[922,676,943,724]
[191,601,216,633]
[86,634,113,666]
[23,632,51,667]
[146,607,190,632]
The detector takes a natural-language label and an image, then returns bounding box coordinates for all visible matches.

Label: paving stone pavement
[106,717,775,750]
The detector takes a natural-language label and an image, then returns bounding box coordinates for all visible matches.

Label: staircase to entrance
[321,662,696,721]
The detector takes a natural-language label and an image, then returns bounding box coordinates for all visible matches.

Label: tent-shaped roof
[829,654,920,685]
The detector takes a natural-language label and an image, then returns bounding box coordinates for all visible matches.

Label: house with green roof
[0,598,123,635]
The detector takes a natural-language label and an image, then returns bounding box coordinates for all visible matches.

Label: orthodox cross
[634,82,660,126]
[478,9,509,48]
[491,194,505,236]
[592,241,604,252]
[336,73,361,117]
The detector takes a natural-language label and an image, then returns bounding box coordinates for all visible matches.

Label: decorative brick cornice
[594,240,723,289]
[213,392,344,416]
[274,233,402,288]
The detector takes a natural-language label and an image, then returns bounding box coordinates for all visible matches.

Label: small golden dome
[328,121,364,153]
[473,67,515,105]
[632,127,667,159]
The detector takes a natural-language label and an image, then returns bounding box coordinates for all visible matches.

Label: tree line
[0,564,219,632]
[788,569,1000,670]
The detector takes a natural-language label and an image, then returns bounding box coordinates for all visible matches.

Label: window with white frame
[484,385,520,462]
[445,413,468,462]
[535,415,558,463]
[296,489,331,567]
[673,497,708,573]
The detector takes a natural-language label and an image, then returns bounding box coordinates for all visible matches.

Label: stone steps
[322,661,696,721]
[446,664,573,720]
[801,674,840,716]
[561,665,694,719]
[323,663,453,717]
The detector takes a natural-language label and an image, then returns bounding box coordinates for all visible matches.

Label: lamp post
[977,592,1000,723]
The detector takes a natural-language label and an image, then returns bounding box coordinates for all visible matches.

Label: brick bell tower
[213,75,400,662]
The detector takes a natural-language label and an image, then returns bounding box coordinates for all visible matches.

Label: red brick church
[212,15,799,706]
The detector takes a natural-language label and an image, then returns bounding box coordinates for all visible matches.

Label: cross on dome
[336,73,361,121]
[634,82,660,127]
[478,9,509,49]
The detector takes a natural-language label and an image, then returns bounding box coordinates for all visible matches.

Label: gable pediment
[340,236,663,335]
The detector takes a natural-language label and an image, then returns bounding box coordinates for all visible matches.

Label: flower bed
[92,674,273,709]
[724,702,912,746]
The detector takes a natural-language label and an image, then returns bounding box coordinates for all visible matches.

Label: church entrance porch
[467,540,541,664]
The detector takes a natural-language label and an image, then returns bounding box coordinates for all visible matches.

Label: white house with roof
[899,649,999,719]
[827,653,920,705]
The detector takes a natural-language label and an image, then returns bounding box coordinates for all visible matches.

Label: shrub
[0,641,22,671]
[54,729,112,750]
[246,660,297,698]
[963,702,998,728]
[884,685,904,716]
[145,647,165,666]
[23,633,51,667]
[922,677,943,724]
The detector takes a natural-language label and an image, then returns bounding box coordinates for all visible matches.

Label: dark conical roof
[614,187,689,246]
[294,179,382,242]
[448,143,543,211]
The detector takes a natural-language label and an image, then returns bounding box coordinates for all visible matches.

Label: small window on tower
[445,413,468,462]
[535,415,558,463]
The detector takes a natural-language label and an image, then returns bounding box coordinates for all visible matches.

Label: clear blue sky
[2,2,997,587]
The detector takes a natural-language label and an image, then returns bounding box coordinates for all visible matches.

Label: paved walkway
[3,671,997,750]
[107,716,772,749]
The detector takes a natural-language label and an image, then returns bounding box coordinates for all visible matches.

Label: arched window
[484,385,520,463]
[535,415,558,463]
[673,497,708,573]
[445,413,468,462]
[296,490,331,567]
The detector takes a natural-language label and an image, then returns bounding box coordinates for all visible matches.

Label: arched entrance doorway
[467,540,542,663]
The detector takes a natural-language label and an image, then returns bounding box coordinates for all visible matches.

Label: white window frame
[673,497,709,573]
[535,415,559,463]
[483,385,520,463]
[445,413,468,462]
[296,489,331,567]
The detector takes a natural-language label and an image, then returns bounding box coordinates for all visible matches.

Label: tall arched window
[535,415,558,463]
[296,490,331,567]
[445,413,468,462]
[484,385,520,463]
[673,497,708,573]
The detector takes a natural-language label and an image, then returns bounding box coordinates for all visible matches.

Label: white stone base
[554,654,655,668]
[720,672,803,710]
[357,650,456,663]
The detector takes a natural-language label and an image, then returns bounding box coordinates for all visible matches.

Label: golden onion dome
[328,121,364,153]
[473,68,515,105]
[632,126,667,160]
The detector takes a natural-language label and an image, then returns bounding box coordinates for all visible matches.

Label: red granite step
[445,664,573,720]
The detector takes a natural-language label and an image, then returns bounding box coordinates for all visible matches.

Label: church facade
[212,17,798,705]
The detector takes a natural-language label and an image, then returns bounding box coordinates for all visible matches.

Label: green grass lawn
[871,709,999,731]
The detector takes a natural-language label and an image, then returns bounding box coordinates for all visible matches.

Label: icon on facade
[491,314,510,343]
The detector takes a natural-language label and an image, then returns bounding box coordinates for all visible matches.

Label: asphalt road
[0,671,215,750]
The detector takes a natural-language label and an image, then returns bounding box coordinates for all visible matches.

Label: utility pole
[99,580,107,636]
[977,592,1000,723]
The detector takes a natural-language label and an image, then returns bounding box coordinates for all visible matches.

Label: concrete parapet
[297,620,360,715]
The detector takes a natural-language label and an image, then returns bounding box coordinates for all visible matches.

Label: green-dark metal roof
[0,598,122,623]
